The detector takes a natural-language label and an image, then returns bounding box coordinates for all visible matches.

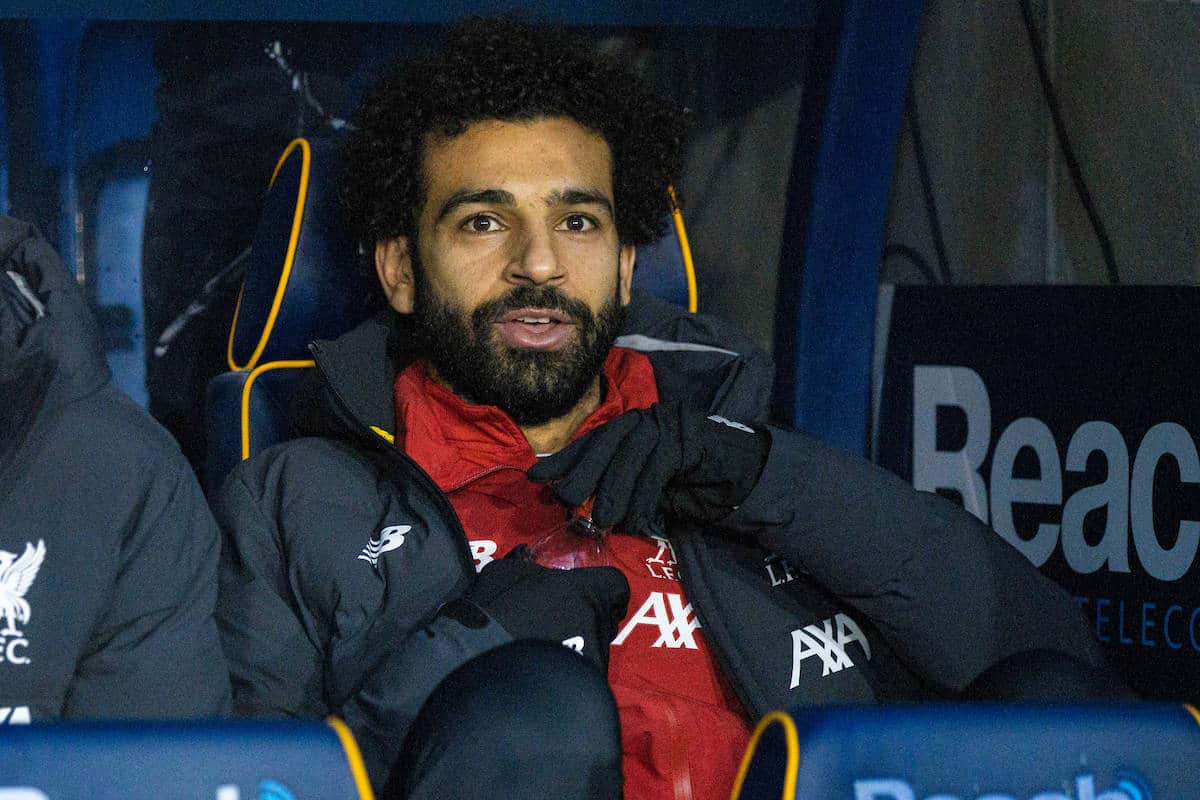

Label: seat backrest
[206,134,696,494]
[225,136,373,373]
[0,718,373,800]
[205,136,373,493]
[732,702,1200,800]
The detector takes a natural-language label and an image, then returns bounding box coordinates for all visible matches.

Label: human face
[376,117,636,423]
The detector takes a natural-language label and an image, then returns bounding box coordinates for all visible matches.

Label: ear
[618,243,636,306]
[375,237,415,314]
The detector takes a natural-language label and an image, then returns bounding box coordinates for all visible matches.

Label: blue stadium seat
[205,133,695,495]
[204,135,370,493]
[0,718,373,799]
[732,702,1200,800]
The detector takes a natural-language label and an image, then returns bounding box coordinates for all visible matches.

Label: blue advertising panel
[874,286,1200,701]
[0,720,369,799]
[735,703,1200,800]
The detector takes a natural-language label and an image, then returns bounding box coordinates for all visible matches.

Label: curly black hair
[340,18,687,253]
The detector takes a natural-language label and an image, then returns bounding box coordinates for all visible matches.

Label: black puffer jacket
[215,290,1106,786]
[0,217,230,722]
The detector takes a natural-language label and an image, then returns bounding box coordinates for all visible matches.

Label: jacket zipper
[309,338,765,724]
[661,695,695,800]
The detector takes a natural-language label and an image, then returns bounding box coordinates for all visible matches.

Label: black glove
[461,546,630,671]
[527,400,769,535]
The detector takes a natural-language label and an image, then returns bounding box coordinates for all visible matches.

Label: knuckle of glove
[467,556,539,605]
[526,442,578,481]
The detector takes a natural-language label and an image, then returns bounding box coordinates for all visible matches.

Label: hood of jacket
[291,288,776,442]
[0,217,110,468]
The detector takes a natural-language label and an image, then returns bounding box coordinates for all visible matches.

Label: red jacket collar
[395,347,660,492]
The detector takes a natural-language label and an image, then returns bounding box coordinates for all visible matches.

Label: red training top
[394,348,750,800]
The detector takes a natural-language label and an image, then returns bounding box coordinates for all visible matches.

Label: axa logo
[853,772,1150,800]
[789,612,871,686]
[0,541,45,666]
[612,591,701,649]
[0,707,30,725]
[357,526,410,567]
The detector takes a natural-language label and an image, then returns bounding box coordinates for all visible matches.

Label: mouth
[493,307,577,350]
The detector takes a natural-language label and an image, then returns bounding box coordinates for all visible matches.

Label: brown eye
[561,214,595,232]
[468,216,495,233]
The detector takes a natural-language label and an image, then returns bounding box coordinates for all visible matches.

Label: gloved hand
[462,546,630,671]
[527,400,770,536]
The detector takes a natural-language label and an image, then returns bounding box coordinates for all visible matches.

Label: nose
[507,226,564,286]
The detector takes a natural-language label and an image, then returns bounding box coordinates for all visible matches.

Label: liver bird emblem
[0,540,45,636]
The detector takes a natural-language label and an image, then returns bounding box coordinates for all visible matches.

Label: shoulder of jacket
[27,387,204,511]
[220,435,442,532]
[225,435,377,495]
[620,291,775,420]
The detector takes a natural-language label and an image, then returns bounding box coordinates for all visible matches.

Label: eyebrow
[436,189,515,224]
[545,188,614,217]
[434,186,615,224]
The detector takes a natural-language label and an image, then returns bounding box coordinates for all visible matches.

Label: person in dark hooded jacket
[215,19,1118,800]
[0,215,230,722]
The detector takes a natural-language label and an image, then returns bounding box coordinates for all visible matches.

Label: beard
[412,275,626,427]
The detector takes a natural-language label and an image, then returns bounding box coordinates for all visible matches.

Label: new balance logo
[357,526,410,567]
[789,612,872,686]
[0,706,30,725]
[612,591,701,649]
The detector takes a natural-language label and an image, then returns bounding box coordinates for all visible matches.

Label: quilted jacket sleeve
[214,451,512,788]
[718,424,1109,694]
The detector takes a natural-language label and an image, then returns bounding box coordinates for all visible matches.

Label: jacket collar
[292,311,398,441]
[394,349,659,492]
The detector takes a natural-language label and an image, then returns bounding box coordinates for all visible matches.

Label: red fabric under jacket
[394,348,750,800]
